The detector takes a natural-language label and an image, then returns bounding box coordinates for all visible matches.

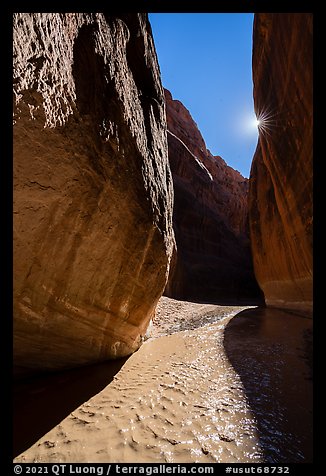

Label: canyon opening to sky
[149,13,259,179]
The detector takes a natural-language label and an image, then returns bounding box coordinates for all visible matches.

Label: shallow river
[14,305,312,463]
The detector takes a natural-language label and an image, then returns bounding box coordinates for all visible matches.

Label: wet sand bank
[13,298,312,463]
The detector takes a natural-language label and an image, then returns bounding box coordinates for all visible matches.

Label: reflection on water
[14,305,312,463]
[223,307,313,463]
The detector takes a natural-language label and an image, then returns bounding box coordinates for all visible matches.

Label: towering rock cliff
[249,13,313,315]
[164,89,261,302]
[13,13,174,376]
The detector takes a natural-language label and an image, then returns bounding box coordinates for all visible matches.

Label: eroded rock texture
[164,89,261,303]
[250,13,313,315]
[13,13,174,376]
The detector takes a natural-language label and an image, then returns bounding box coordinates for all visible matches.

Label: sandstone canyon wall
[164,89,261,303]
[249,13,313,315]
[13,13,174,376]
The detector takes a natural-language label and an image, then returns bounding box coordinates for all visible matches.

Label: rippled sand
[14,298,312,463]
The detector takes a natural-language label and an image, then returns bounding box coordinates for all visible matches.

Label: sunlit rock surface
[13,13,174,376]
[249,13,313,315]
[164,89,261,303]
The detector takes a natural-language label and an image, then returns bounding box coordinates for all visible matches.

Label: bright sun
[252,108,278,136]
[241,112,271,136]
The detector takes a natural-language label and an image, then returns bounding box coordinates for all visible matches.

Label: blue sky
[148,13,258,178]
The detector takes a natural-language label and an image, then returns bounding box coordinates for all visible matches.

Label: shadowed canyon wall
[164,89,262,303]
[13,13,174,376]
[249,13,313,315]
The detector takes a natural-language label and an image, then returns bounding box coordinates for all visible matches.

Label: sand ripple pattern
[15,314,264,463]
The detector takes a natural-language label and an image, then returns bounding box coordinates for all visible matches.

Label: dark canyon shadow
[13,357,128,458]
[223,307,313,463]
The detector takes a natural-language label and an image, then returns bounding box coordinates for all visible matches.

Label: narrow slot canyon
[12,13,312,464]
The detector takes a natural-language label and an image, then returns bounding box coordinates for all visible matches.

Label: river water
[13,301,312,463]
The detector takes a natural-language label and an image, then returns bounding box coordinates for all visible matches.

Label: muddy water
[14,303,312,463]
[224,307,313,463]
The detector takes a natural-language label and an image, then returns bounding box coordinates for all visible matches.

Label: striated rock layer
[13,13,174,376]
[249,13,313,315]
[164,89,261,303]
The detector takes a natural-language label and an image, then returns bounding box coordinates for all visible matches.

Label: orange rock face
[249,13,313,315]
[13,14,174,376]
[164,89,261,303]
